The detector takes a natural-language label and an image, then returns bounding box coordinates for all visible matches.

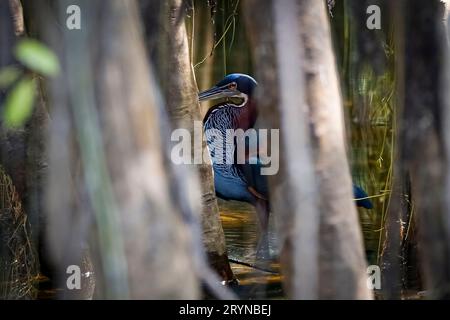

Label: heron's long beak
[198,86,225,102]
[199,85,236,102]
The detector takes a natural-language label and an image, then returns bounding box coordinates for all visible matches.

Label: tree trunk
[40,0,200,299]
[445,0,450,296]
[244,0,320,299]
[245,0,371,299]
[378,2,406,299]
[398,0,450,299]
[156,0,235,283]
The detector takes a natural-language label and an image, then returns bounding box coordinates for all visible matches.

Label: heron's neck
[234,96,257,130]
[203,95,257,130]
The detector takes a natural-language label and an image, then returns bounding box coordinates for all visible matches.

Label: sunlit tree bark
[155,0,235,283]
[245,0,371,299]
[8,0,24,35]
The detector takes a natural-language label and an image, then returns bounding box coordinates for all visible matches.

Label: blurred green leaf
[0,67,21,88]
[15,39,60,77]
[4,76,36,128]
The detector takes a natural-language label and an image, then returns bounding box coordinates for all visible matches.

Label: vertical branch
[245,0,371,299]
[379,0,404,298]
[157,0,235,284]
[272,0,319,299]
[42,0,200,299]
[297,0,371,299]
[400,0,450,299]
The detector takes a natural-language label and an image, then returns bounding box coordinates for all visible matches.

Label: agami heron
[199,73,372,258]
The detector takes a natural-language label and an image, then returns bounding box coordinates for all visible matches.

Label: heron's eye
[228,82,237,90]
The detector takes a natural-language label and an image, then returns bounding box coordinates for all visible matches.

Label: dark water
[218,199,284,299]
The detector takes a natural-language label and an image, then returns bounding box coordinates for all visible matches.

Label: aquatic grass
[0,165,39,299]
[338,10,397,265]
[351,64,395,265]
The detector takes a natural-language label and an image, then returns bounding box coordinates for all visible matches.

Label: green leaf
[4,76,36,128]
[0,66,21,88]
[14,39,60,77]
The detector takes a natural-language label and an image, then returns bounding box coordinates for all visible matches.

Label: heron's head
[198,73,257,105]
